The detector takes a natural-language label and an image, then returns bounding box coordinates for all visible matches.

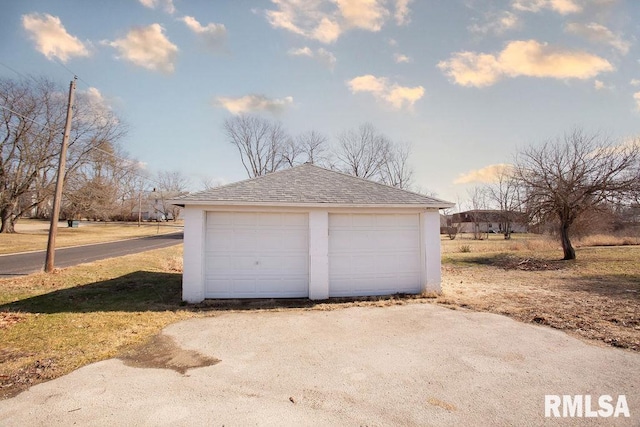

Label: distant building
[449,210,528,234]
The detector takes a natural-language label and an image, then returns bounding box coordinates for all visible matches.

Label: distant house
[449,210,528,234]
[132,189,186,221]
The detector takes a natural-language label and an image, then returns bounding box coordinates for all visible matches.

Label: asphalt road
[0,232,183,276]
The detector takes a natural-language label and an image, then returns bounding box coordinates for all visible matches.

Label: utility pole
[45,77,76,273]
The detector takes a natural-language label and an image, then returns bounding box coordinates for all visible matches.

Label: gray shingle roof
[173,163,453,208]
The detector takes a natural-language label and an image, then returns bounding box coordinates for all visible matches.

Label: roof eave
[169,200,455,209]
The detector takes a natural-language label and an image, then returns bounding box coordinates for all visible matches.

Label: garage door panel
[256,255,307,271]
[329,213,421,297]
[205,212,309,298]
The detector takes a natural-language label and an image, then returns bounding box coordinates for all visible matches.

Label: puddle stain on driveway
[119,334,220,374]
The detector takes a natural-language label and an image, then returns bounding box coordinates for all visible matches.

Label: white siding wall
[182,207,205,303]
[182,206,444,302]
[421,210,442,293]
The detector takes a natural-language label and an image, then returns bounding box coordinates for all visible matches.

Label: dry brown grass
[0,245,198,399]
[438,245,640,351]
[441,233,560,254]
[575,233,640,247]
[1,233,638,401]
[0,219,182,254]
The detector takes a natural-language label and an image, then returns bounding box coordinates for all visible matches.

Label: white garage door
[329,213,421,297]
[204,212,309,298]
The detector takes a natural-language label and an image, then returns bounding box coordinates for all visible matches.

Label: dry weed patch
[439,245,640,352]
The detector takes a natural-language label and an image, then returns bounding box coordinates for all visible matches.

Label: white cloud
[265,0,395,43]
[438,39,614,87]
[512,0,582,15]
[394,0,412,25]
[139,0,175,14]
[21,13,90,62]
[631,79,640,87]
[105,24,178,73]
[265,0,341,44]
[594,79,605,90]
[347,74,424,110]
[335,0,388,31]
[394,53,412,63]
[181,16,227,51]
[438,52,503,87]
[316,48,337,69]
[311,16,342,43]
[565,22,630,55]
[469,11,519,35]
[288,46,336,69]
[634,92,640,112]
[454,164,514,184]
[288,46,314,57]
[216,94,294,115]
[76,87,119,126]
[84,87,106,105]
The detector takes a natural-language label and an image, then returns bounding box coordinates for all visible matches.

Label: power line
[0,61,32,81]
[52,58,92,89]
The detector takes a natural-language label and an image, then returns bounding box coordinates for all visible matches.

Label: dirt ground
[436,252,640,352]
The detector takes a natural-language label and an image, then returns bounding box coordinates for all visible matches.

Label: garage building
[173,163,453,302]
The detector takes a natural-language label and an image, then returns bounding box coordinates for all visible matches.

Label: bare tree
[335,123,390,180]
[467,186,489,240]
[334,123,415,189]
[483,166,522,239]
[63,141,141,221]
[282,130,330,167]
[154,170,191,221]
[442,201,463,240]
[296,130,328,166]
[223,114,290,178]
[380,141,413,189]
[514,129,640,260]
[200,176,223,191]
[0,76,126,232]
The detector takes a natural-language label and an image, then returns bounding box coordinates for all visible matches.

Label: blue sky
[1,0,639,204]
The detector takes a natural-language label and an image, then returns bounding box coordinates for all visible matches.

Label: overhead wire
[51,58,92,89]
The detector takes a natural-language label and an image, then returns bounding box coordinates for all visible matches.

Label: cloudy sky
[1,0,639,203]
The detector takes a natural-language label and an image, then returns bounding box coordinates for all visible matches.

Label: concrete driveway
[0,304,637,426]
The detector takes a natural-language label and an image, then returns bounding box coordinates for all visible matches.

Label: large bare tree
[514,130,640,260]
[295,130,328,166]
[0,77,126,232]
[334,123,414,189]
[223,114,290,178]
[335,123,389,180]
[63,141,141,221]
[379,141,413,189]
